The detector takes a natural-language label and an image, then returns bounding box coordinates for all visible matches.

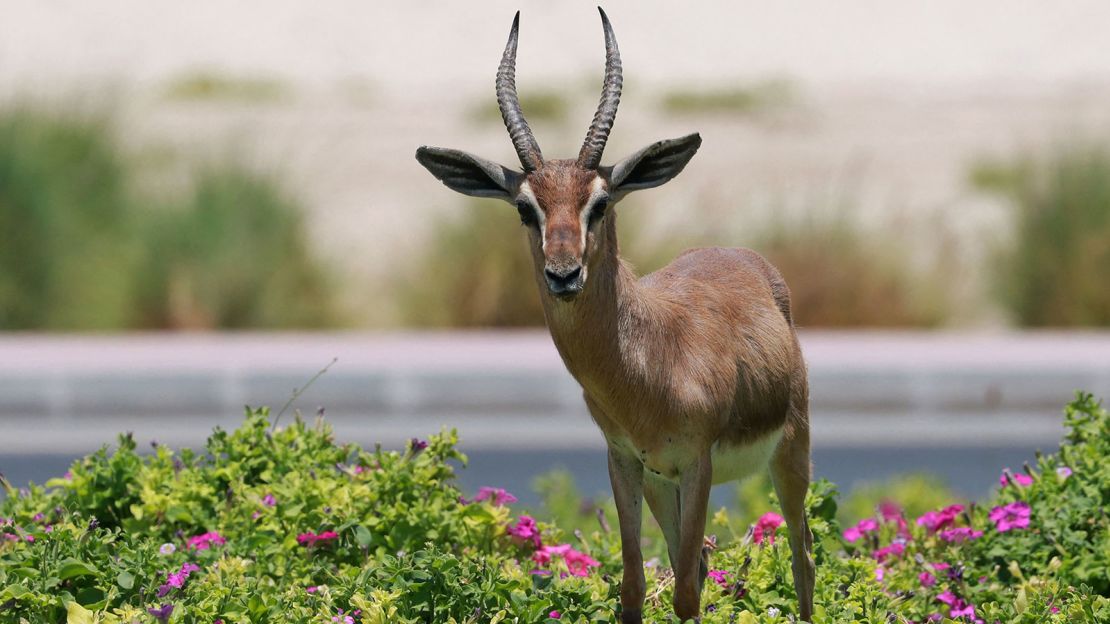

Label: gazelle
[416,8,814,622]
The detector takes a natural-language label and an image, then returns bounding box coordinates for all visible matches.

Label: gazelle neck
[536,211,650,391]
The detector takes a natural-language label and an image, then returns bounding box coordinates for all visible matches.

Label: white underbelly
[710,427,784,485]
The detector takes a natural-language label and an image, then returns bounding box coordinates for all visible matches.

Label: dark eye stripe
[516,200,539,227]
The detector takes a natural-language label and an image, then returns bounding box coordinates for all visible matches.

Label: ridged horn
[577,7,622,169]
[496,12,543,172]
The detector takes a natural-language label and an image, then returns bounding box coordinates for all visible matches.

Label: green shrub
[3,395,1108,622]
[661,80,795,116]
[162,71,289,103]
[0,106,338,330]
[469,91,570,125]
[134,166,339,329]
[972,144,1110,326]
[0,107,139,329]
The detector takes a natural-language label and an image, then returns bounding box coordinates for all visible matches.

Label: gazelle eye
[516,200,537,227]
[588,196,609,227]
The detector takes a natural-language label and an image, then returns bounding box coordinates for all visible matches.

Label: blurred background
[2,1,1109,508]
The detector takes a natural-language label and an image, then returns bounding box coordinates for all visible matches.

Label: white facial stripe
[580,177,609,251]
[517,181,546,248]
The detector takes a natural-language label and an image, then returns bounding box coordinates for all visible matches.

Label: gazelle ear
[416,146,522,201]
[607,133,702,194]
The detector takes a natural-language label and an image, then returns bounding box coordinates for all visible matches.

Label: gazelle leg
[770,428,815,622]
[673,452,713,621]
[643,473,681,567]
[608,446,647,624]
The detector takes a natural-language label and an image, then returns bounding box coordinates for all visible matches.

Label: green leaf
[65,601,95,624]
[354,525,373,547]
[115,571,135,590]
[1,584,31,600]
[57,559,99,580]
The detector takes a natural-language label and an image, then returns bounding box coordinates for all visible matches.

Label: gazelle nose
[544,265,583,295]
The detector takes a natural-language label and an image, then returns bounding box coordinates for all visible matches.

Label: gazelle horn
[577,7,622,170]
[496,12,544,172]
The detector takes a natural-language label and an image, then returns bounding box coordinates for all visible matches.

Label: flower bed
[1,395,1108,623]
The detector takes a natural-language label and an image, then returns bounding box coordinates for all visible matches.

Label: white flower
[159,543,176,555]
[767,606,781,617]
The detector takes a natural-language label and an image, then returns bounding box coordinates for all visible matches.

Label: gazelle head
[416,8,701,300]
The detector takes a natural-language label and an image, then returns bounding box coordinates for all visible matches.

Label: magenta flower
[147,604,174,623]
[872,542,905,563]
[262,493,276,507]
[752,512,784,545]
[331,609,355,624]
[874,566,884,582]
[999,470,1033,487]
[549,610,561,619]
[564,548,601,576]
[919,571,936,587]
[465,487,518,506]
[158,562,201,596]
[938,527,983,543]
[878,501,903,522]
[843,518,879,543]
[916,504,963,533]
[989,501,1031,532]
[306,586,319,593]
[186,531,226,550]
[937,591,977,619]
[707,569,730,587]
[298,530,340,547]
[508,515,542,548]
[532,543,598,576]
[409,438,428,452]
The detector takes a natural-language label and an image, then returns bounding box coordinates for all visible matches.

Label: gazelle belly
[710,427,783,485]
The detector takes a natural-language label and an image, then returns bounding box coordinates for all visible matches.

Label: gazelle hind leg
[770,425,815,621]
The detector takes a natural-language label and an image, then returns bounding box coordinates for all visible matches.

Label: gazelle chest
[606,424,783,486]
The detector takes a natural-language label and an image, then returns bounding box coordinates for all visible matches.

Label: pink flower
[1056,466,1072,480]
[872,542,905,563]
[937,591,977,619]
[532,543,599,576]
[331,609,355,624]
[938,527,983,543]
[878,501,903,522]
[999,470,1033,487]
[843,518,880,543]
[564,548,600,576]
[262,493,276,506]
[532,543,569,565]
[549,611,561,619]
[707,569,730,587]
[752,512,784,545]
[916,505,964,533]
[466,487,518,506]
[298,530,340,547]
[508,515,542,548]
[186,531,226,550]
[989,501,1031,532]
[158,562,201,596]
[919,571,936,587]
[306,586,319,593]
[875,566,885,581]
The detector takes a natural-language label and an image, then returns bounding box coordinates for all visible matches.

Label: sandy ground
[4,2,1110,324]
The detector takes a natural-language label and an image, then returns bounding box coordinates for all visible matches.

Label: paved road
[0,331,1104,502]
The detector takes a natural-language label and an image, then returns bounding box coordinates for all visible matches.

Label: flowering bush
[1,394,1108,623]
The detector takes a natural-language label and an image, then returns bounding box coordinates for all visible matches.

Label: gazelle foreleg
[673,452,713,620]
[608,446,647,624]
[643,474,681,569]
[770,426,815,622]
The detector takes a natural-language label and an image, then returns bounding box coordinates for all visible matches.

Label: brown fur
[520,160,813,622]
